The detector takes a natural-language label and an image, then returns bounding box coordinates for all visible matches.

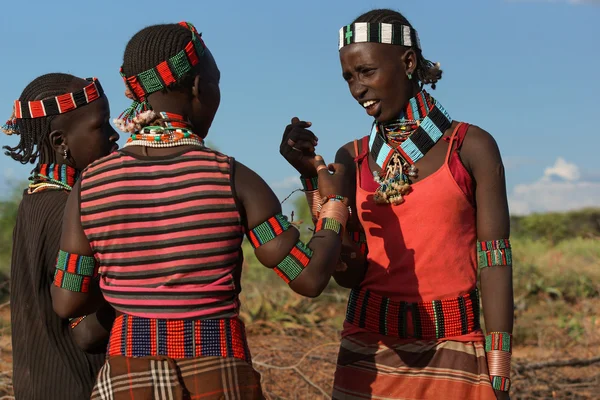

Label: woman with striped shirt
[50,22,349,399]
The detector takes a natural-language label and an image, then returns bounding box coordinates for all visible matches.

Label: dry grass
[0,237,598,399]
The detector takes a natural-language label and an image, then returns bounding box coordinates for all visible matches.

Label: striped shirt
[80,148,244,319]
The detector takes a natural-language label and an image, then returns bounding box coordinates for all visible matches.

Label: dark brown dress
[10,190,105,399]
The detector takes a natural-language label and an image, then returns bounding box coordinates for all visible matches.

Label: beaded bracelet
[315,218,343,237]
[300,176,319,191]
[477,239,512,269]
[485,332,512,392]
[69,315,87,329]
[320,194,349,207]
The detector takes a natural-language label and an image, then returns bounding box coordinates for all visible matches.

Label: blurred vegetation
[0,184,598,348]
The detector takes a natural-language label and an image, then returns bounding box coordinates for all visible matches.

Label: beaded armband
[315,218,343,236]
[485,332,512,391]
[301,176,318,191]
[274,241,313,284]
[53,250,98,293]
[247,214,291,249]
[477,239,512,269]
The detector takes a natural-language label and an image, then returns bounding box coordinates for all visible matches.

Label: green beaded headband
[338,22,421,51]
[118,21,206,122]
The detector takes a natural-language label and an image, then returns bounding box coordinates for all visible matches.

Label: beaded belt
[345,288,481,340]
[108,315,251,361]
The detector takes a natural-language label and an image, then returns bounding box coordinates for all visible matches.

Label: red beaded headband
[116,21,206,125]
[2,77,104,135]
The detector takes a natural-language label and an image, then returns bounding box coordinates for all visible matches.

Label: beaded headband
[2,77,104,135]
[118,21,206,124]
[338,22,421,51]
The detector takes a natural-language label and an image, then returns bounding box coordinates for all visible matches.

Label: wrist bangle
[319,201,349,228]
[304,190,322,223]
[318,195,352,218]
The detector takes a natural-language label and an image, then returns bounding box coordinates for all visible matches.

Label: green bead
[131,134,137,140]
[154,136,161,142]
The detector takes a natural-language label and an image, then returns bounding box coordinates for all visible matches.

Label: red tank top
[343,123,482,341]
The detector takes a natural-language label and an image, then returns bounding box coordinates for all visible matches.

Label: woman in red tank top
[280,9,514,400]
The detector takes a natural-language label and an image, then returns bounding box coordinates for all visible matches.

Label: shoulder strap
[445,122,469,163]
[354,136,370,163]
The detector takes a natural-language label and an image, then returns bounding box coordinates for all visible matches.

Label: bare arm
[234,159,344,298]
[332,142,368,288]
[462,126,513,399]
[463,126,513,334]
[69,302,114,352]
[51,181,105,319]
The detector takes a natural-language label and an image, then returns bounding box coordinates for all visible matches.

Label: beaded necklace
[369,90,453,205]
[28,164,79,194]
[124,112,205,149]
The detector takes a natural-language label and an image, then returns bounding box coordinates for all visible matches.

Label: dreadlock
[121,23,200,92]
[353,9,442,89]
[3,73,77,164]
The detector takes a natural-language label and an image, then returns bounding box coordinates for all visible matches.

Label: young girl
[50,22,349,399]
[3,73,119,399]
[280,9,514,400]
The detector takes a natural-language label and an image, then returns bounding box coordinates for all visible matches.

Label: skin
[280,41,513,400]
[52,40,348,325]
[28,77,120,350]
[48,78,120,167]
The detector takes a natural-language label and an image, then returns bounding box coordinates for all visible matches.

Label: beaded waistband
[345,288,480,340]
[108,315,251,361]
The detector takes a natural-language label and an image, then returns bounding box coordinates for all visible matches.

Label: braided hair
[121,23,200,92]
[3,73,77,164]
[354,9,442,89]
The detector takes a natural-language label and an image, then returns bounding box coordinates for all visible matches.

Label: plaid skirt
[91,355,264,400]
[332,333,496,400]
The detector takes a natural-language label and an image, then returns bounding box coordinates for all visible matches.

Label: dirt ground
[0,307,598,399]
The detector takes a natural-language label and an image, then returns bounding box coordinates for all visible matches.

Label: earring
[63,149,68,159]
[407,73,413,80]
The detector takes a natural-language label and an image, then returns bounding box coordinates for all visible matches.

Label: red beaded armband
[53,250,98,293]
[477,239,512,268]
[274,241,313,284]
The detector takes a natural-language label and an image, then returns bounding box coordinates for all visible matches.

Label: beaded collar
[124,112,204,149]
[368,90,453,205]
[28,164,79,194]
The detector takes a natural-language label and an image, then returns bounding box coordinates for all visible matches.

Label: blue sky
[0,0,598,214]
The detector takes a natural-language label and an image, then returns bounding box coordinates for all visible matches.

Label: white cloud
[542,157,580,181]
[509,158,600,215]
[270,175,301,190]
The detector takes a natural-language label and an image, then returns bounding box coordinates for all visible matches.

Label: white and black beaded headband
[338,23,421,51]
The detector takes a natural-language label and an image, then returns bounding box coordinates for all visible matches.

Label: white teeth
[362,100,378,108]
